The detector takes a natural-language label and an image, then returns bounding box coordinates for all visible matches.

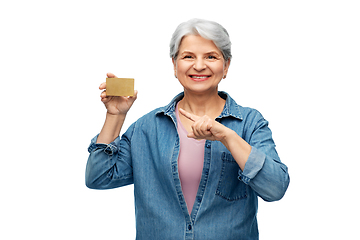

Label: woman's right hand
[99,73,138,116]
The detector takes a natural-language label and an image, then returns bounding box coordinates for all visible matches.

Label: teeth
[191,76,208,79]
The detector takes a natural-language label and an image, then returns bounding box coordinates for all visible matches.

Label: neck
[179,89,225,118]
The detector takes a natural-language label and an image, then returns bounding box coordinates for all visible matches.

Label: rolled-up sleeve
[238,114,290,202]
[85,124,135,190]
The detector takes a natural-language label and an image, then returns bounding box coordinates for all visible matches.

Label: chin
[183,85,219,94]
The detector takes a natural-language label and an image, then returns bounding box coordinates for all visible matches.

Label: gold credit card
[106,78,134,96]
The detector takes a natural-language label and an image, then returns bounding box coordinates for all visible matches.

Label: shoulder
[220,91,264,122]
[122,106,168,139]
[240,106,264,122]
[223,94,271,142]
[130,107,164,128]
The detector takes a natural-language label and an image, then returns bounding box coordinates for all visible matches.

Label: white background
[1,0,359,239]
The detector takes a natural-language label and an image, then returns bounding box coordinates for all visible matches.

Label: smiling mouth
[189,75,211,81]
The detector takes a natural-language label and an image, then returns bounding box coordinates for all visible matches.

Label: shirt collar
[156,91,243,121]
[217,91,243,120]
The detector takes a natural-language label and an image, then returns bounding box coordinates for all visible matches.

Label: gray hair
[170,18,232,61]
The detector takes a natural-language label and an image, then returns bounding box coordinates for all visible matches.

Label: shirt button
[188,225,192,231]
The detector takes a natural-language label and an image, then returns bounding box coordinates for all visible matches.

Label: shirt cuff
[87,134,119,155]
[238,147,266,184]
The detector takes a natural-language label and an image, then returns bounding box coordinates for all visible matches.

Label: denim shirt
[86,92,290,240]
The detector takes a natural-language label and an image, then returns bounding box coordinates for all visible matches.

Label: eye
[207,55,218,60]
[183,55,193,59]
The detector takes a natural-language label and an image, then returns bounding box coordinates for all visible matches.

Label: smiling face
[173,35,230,95]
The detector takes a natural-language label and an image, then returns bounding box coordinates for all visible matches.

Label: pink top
[175,103,206,214]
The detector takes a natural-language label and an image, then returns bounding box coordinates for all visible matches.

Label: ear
[224,59,231,75]
[172,58,177,77]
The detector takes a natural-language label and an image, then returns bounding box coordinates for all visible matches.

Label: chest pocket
[215,152,247,201]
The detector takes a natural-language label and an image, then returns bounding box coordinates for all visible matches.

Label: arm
[219,129,251,171]
[97,113,126,144]
[85,73,137,189]
[85,127,134,189]
[179,108,289,201]
[239,116,289,201]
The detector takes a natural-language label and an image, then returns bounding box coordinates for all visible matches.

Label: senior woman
[86,18,290,240]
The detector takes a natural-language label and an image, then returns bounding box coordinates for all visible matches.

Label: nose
[193,58,206,71]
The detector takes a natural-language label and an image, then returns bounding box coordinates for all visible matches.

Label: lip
[188,75,211,82]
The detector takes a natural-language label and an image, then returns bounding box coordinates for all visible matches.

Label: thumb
[187,132,195,139]
[131,90,138,100]
[127,90,138,103]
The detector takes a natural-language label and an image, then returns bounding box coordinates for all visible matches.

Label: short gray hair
[170,18,232,61]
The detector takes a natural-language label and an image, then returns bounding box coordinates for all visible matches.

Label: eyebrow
[179,51,194,55]
[205,51,221,56]
[180,50,221,56]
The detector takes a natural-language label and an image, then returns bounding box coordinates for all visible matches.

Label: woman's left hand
[179,108,231,142]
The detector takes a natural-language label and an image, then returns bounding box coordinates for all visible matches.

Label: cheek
[211,64,225,75]
[176,62,191,75]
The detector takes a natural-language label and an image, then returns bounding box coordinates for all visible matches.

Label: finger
[100,90,107,98]
[100,91,110,102]
[196,123,210,138]
[191,122,200,137]
[200,119,212,136]
[101,95,109,103]
[204,118,213,133]
[192,120,207,138]
[189,117,213,140]
[99,82,106,90]
[179,108,199,122]
[107,72,117,78]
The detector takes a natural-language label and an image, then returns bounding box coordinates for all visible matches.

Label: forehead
[178,35,221,54]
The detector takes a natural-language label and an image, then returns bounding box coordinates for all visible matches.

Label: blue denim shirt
[86,92,290,240]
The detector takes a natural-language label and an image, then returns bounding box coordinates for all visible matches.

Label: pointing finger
[179,108,199,122]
